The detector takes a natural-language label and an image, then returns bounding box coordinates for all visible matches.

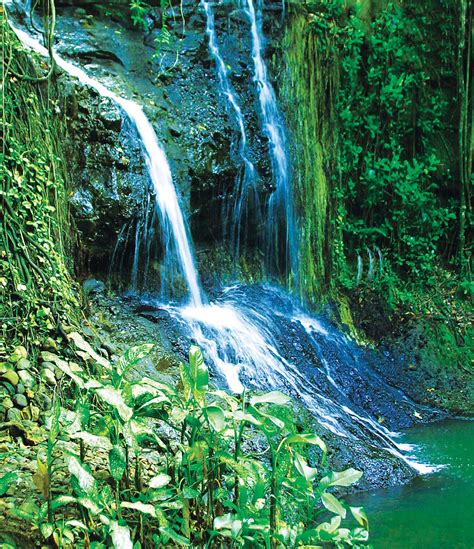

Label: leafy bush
[7,344,370,547]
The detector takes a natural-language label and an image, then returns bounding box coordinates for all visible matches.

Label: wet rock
[7,408,22,422]
[83,278,106,295]
[16,358,31,370]
[14,394,28,408]
[40,368,57,386]
[16,383,25,395]
[1,370,19,387]
[18,370,35,390]
[36,391,52,411]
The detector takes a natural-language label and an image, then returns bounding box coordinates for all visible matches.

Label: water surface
[350,420,474,548]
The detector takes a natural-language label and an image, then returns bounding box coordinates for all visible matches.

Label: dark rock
[83,279,106,295]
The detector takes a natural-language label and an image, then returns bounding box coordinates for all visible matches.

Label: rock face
[32,0,287,285]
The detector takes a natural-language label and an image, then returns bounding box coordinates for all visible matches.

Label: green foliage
[129,0,151,29]
[13,344,370,547]
[0,21,79,355]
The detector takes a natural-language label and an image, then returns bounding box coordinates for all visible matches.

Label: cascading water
[8,15,204,307]
[8,2,438,478]
[158,284,439,474]
[243,0,298,282]
[201,0,260,255]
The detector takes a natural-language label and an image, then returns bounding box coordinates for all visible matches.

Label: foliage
[8,344,370,547]
[0,19,79,357]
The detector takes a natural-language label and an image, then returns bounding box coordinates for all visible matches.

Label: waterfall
[243,0,298,282]
[201,0,260,256]
[8,20,204,307]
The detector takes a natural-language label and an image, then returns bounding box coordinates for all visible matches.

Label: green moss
[280,14,340,305]
[0,21,80,355]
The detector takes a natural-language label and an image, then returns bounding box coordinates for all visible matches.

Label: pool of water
[348,419,474,548]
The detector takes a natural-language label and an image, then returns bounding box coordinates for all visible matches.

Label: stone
[16,358,31,370]
[1,370,19,387]
[43,337,58,351]
[16,383,25,394]
[36,391,52,411]
[14,394,28,408]
[30,406,41,422]
[82,279,106,296]
[9,346,27,363]
[6,408,22,422]
[40,368,56,386]
[41,361,56,372]
[18,370,36,390]
[2,397,13,410]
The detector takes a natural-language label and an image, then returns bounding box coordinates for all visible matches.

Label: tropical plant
[11,343,369,547]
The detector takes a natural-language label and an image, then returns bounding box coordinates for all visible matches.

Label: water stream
[8,17,204,307]
[243,0,298,281]
[201,0,260,256]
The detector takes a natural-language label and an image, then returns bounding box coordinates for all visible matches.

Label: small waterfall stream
[201,0,260,255]
[9,19,204,307]
[243,0,298,281]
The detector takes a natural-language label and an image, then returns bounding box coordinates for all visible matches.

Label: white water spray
[8,20,204,306]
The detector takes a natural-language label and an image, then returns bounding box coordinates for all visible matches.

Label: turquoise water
[349,420,474,548]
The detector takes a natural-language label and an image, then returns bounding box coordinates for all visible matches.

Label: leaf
[40,522,54,539]
[232,410,262,425]
[109,446,127,482]
[206,406,226,432]
[285,433,327,464]
[159,526,190,546]
[33,457,49,499]
[70,432,113,451]
[50,398,61,443]
[179,362,192,402]
[95,386,133,421]
[121,501,156,517]
[149,473,171,489]
[320,468,362,489]
[214,513,233,530]
[117,344,154,375]
[189,346,208,392]
[67,332,110,369]
[294,453,318,482]
[350,506,369,529]
[67,454,97,496]
[321,492,347,518]
[250,391,291,406]
[0,472,16,496]
[109,521,133,549]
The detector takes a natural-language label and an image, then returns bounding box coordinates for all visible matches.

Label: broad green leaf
[206,406,226,432]
[109,521,133,549]
[149,473,171,489]
[77,497,101,515]
[117,344,154,375]
[67,332,110,369]
[121,501,156,517]
[50,398,61,443]
[321,492,347,518]
[41,523,54,539]
[67,455,97,496]
[350,506,369,529]
[109,446,127,482]
[189,346,208,392]
[95,386,133,421]
[250,391,291,406]
[316,515,341,534]
[320,468,362,489]
[159,526,190,546]
[51,495,77,510]
[179,362,192,402]
[285,433,327,464]
[232,410,262,425]
[214,513,234,530]
[0,472,16,496]
[294,453,318,482]
[71,432,113,451]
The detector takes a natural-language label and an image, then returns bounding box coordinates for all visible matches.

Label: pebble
[18,370,35,389]
[2,397,14,410]
[1,370,19,386]
[7,408,22,422]
[40,368,57,386]
[14,394,28,408]
[16,383,25,395]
